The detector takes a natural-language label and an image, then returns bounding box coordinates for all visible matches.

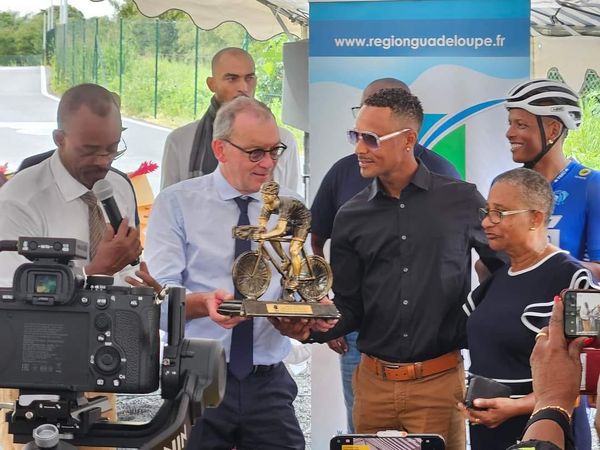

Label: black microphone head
[92,179,114,201]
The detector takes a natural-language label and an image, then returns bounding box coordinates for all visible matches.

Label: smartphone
[330,432,445,450]
[464,375,511,409]
[563,289,600,338]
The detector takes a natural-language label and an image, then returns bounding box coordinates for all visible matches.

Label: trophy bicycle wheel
[297,255,333,302]
[232,251,271,299]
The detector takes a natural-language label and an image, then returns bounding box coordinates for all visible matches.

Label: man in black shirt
[275,88,502,450]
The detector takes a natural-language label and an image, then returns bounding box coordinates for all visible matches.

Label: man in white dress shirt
[0,84,144,450]
[0,84,142,286]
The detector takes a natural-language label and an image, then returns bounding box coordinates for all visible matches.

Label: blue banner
[311,18,529,57]
[308,3,531,443]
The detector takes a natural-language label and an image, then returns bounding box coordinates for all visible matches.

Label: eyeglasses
[58,129,127,161]
[113,138,127,160]
[351,106,361,118]
[224,139,287,162]
[82,138,127,161]
[347,128,412,151]
[478,208,534,224]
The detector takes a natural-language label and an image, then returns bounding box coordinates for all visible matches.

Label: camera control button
[94,313,111,331]
[95,347,121,375]
[97,334,106,342]
[96,297,108,309]
[130,299,139,307]
[112,379,120,387]
[96,378,105,386]
[81,297,90,305]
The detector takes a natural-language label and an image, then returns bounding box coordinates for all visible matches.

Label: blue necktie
[229,196,254,379]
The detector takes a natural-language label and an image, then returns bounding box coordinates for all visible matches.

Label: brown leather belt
[361,351,461,381]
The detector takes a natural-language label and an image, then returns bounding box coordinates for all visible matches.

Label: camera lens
[95,346,121,374]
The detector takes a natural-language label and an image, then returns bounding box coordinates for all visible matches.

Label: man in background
[160,47,301,193]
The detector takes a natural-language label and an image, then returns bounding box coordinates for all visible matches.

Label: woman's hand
[457,397,526,429]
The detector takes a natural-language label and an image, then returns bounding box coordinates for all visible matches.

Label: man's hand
[124,261,162,295]
[269,317,314,341]
[185,289,247,329]
[269,297,338,341]
[327,336,348,355]
[86,218,142,275]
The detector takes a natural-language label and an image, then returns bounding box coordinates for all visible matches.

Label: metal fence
[49,17,288,125]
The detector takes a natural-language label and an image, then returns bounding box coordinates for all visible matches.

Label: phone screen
[331,435,444,450]
[564,290,600,337]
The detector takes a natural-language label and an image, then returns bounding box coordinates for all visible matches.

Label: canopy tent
[132,0,600,39]
[532,0,600,36]
[132,0,308,40]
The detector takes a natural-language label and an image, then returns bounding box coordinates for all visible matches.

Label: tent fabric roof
[132,0,308,40]
[532,1,600,36]
[132,0,600,40]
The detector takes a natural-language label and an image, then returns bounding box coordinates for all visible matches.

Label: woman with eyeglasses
[458,168,592,450]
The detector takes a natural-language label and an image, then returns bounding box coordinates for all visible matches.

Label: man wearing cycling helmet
[505,79,600,279]
[257,180,312,291]
[505,79,600,450]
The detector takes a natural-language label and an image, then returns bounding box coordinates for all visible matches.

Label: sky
[0,0,116,18]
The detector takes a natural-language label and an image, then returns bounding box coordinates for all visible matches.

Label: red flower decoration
[128,161,158,178]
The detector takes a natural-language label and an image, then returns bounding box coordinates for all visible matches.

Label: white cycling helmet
[505,79,582,168]
[505,79,582,130]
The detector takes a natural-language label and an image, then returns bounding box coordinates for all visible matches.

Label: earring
[529,227,536,231]
[548,139,554,145]
[406,147,410,152]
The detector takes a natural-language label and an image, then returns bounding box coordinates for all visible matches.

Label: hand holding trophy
[218,181,340,319]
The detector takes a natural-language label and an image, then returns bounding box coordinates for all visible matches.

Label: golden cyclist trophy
[218,181,340,319]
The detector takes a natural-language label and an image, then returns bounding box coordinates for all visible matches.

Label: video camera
[0,237,226,448]
[0,237,159,393]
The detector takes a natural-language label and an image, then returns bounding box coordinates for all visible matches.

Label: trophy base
[217,299,341,319]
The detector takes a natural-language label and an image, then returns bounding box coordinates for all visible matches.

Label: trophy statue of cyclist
[226,181,338,318]
[255,181,311,293]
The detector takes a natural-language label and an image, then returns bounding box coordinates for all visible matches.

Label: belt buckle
[384,363,415,380]
[378,361,397,379]
[414,362,423,379]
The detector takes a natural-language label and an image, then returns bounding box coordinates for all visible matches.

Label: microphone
[92,179,139,266]
[92,179,123,233]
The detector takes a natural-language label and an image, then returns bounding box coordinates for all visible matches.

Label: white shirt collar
[214,165,262,202]
[49,150,90,203]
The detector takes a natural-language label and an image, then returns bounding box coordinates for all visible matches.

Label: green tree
[564,92,600,169]
[0,12,19,57]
